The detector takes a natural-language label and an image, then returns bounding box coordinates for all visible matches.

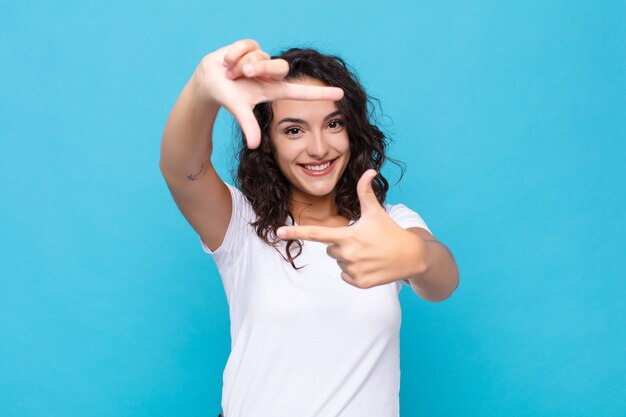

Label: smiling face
[269,76,351,206]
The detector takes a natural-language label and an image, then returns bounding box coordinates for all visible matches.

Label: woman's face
[269,76,350,200]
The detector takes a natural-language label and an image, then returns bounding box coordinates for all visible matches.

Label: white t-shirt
[200,183,431,417]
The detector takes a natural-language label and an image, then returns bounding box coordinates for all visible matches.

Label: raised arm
[159,39,344,251]
[159,68,229,251]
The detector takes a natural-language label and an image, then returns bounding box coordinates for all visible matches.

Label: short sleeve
[384,203,432,234]
[198,183,255,265]
[384,202,433,290]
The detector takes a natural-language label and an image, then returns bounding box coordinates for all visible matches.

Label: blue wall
[1,1,624,416]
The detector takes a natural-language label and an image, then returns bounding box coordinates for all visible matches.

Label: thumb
[229,102,261,149]
[357,169,380,215]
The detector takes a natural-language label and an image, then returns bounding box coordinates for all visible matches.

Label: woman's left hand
[277,169,427,289]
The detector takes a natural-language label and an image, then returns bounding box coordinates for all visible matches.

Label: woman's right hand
[192,39,344,149]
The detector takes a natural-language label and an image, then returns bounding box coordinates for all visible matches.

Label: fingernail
[243,64,255,75]
[277,228,286,238]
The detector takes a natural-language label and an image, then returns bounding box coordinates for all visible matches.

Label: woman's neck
[289,187,341,225]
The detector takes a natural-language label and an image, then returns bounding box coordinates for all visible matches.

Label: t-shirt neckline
[290,218,358,227]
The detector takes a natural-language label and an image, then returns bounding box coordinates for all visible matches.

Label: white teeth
[303,161,331,171]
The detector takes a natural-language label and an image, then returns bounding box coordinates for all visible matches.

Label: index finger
[272,82,344,102]
[277,225,346,244]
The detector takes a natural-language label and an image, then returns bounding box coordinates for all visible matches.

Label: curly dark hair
[232,46,405,269]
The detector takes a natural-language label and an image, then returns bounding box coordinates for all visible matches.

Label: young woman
[160,39,459,417]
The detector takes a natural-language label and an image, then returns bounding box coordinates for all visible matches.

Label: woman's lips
[298,158,338,176]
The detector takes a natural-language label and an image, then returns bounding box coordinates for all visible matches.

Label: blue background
[1,1,624,416]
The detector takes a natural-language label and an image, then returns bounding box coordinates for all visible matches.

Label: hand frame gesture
[193,39,344,149]
[277,169,428,289]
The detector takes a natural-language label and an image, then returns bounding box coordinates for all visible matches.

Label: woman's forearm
[406,236,460,302]
[159,72,221,181]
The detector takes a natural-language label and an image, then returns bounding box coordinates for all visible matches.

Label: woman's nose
[306,132,330,158]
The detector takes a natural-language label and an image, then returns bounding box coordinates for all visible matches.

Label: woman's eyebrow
[277,110,343,126]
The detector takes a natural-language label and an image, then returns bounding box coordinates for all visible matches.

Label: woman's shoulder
[383,201,417,216]
[199,182,258,258]
[223,182,257,221]
[383,201,432,233]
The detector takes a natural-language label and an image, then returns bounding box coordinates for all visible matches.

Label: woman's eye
[284,120,343,136]
[328,119,344,129]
